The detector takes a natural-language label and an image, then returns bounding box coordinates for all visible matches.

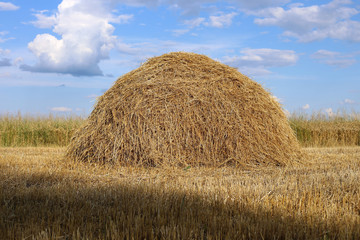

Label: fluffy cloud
[271,95,283,103]
[184,17,205,28]
[0,2,19,11]
[0,58,11,67]
[30,11,57,29]
[223,48,298,76]
[253,0,360,42]
[302,104,310,110]
[51,107,72,112]
[229,0,289,10]
[172,29,190,37]
[22,0,132,76]
[168,0,288,14]
[0,31,14,43]
[206,12,237,28]
[344,98,355,104]
[325,108,334,117]
[173,13,236,36]
[0,48,11,67]
[311,50,357,68]
[167,0,217,15]
[0,48,10,55]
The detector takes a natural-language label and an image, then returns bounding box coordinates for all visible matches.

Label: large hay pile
[67,52,302,167]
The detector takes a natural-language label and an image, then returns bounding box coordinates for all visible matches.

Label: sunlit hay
[66,52,303,167]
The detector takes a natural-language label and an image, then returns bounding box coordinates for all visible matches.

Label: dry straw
[67,52,302,167]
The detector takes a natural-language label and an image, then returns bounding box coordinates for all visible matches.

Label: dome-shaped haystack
[67,52,302,167]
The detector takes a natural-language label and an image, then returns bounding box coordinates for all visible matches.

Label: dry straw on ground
[67,52,302,167]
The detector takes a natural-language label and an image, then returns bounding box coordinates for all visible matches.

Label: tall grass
[1,112,360,147]
[0,113,84,147]
[290,111,360,147]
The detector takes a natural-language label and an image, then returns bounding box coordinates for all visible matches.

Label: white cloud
[325,108,334,117]
[0,48,10,55]
[222,48,298,76]
[22,0,132,76]
[0,72,11,78]
[172,29,190,36]
[173,13,235,37]
[13,57,23,66]
[206,12,237,28]
[0,48,11,67]
[302,104,310,110]
[30,11,57,29]
[253,0,360,42]
[184,17,205,28]
[271,95,283,103]
[0,2,19,11]
[0,58,11,67]
[51,107,72,112]
[311,49,357,68]
[168,0,288,14]
[229,0,289,10]
[344,98,355,104]
[111,14,133,24]
[0,31,14,43]
[167,0,217,15]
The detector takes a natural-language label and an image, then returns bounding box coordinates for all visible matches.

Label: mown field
[1,114,360,239]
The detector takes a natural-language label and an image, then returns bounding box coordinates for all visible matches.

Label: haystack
[67,52,302,167]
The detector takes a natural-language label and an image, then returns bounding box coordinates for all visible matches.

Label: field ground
[1,147,360,239]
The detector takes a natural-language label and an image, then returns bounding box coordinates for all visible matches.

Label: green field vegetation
[1,112,360,147]
[289,112,360,147]
[0,113,84,147]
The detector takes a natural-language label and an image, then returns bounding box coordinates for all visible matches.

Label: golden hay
[66,52,302,167]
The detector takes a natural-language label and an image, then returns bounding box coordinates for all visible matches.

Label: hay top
[67,52,302,167]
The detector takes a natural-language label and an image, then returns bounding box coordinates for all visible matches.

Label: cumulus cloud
[253,0,360,42]
[311,49,357,68]
[184,17,205,28]
[13,57,23,66]
[51,107,72,112]
[0,58,11,67]
[167,0,217,15]
[22,0,132,77]
[173,12,236,36]
[173,13,236,36]
[0,48,10,55]
[205,12,237,28]
[168,0,288,14]
[172,29,190,36]
[325,108,334,117]
[0,48,11,67]
[30,11,57,29]
[222,48,298,76]
[0,2,19,11]
[0,31,14,43]
[271,95,283,103]
[229,0,289,10]
[344,98,355,104]
[302,104,310,110]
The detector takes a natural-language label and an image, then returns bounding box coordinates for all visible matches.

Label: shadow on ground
[0,166,357,240]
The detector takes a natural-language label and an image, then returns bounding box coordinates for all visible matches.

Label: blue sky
[0,0,359,116]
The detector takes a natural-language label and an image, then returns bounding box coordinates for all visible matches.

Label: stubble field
[1,146,360,239]
[1,114,360,239]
